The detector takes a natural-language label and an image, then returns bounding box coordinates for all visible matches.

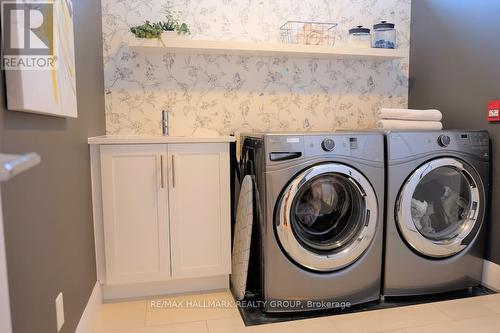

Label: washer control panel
[263,133,385,166]
[321,138,336,152]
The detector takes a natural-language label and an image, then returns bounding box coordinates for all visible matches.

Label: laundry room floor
[92,290,500,333]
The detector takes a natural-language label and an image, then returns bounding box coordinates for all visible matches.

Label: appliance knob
[322,138,335,152]
[438,135,451,147]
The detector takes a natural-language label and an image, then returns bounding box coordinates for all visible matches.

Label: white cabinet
[168,143,231,279]
[100,145,170,285]
[99,142,231,286]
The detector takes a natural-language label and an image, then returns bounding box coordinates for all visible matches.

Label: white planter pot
[162,31,189,39]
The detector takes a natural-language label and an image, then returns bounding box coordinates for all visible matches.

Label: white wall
[102,0,411,136]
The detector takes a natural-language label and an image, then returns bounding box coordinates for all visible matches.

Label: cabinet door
[168,143,231,279]
[100,145,170,285]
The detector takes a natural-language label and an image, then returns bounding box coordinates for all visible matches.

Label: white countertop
[88,135,236,145]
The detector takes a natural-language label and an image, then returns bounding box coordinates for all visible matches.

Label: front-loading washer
[383,130,490,296]
[239,132,384,312]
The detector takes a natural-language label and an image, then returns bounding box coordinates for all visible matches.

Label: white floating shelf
[128,35,406,60]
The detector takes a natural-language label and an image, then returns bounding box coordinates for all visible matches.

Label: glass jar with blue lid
[372,21,396,49]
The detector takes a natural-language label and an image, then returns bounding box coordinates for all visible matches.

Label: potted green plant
[130,1,191,42]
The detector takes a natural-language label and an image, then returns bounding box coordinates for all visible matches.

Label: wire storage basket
[280,21,338,46]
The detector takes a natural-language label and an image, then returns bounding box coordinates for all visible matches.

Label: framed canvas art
[2,0,77,118]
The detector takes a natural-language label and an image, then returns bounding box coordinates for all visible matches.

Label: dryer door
[275,163,378,272]
[396,157,484,258]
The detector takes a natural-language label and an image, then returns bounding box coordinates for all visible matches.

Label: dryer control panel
[388,131,490,161]
[437,135,451,147]
[459,132,490,146]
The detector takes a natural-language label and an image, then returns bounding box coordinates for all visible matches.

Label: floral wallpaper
[101,0,411,136]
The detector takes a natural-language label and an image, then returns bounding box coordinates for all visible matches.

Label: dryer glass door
[276,163,378,272]
[396,157,484,258]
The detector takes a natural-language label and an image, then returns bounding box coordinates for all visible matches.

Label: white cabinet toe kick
[89,138,234,300]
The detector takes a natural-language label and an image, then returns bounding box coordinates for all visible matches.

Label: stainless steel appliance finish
[162,110,169,136]
[383,130,490,297]
[240,132,385,312]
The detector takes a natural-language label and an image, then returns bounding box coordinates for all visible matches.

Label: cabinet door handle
[160,155,165,189]
[171,155,175,188]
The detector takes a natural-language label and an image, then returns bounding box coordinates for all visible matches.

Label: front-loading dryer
[240,132,385,312]
[383,130,490,297]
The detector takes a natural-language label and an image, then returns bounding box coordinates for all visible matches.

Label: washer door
[396,157,483,258]
[275,163,378,272]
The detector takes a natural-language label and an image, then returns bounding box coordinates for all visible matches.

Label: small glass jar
[372,21,396,49]
[348,26,371,48]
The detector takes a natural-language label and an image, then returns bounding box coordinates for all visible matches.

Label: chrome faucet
[162,110,169,136]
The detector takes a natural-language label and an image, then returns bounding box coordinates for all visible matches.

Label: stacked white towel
[376,108,443,130]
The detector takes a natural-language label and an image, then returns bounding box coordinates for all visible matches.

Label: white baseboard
[75,282,102,333]
[482,260,500,291]
[102,275,229,301]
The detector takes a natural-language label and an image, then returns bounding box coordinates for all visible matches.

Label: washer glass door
[276,163,378,272]
[396,157,483,258]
